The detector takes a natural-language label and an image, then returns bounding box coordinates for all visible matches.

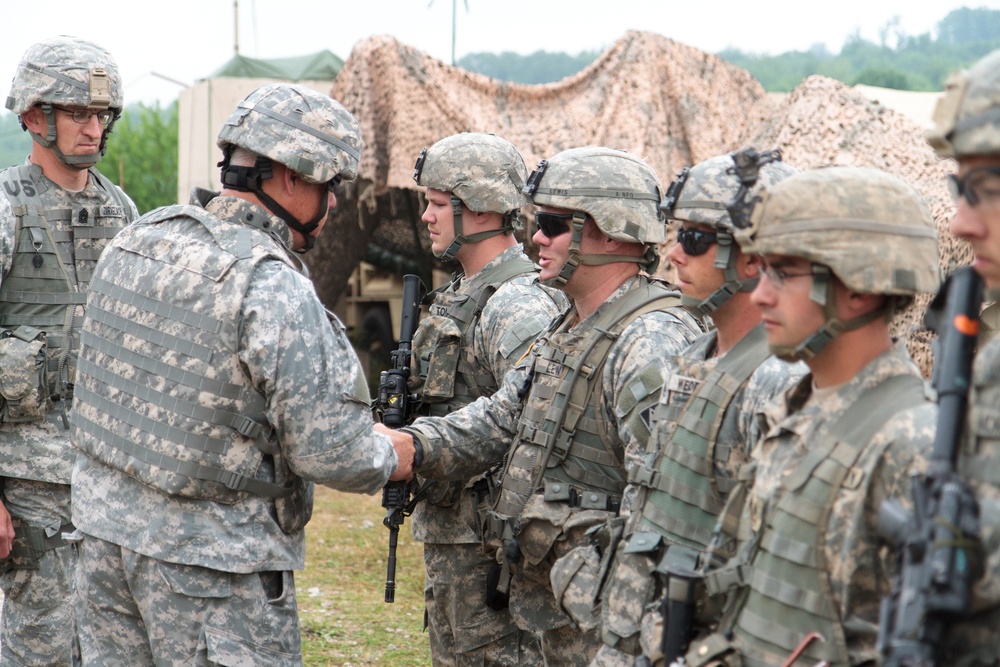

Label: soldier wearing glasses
[929,48,1000,666]
[585,149,805,666]
[380,146,705,666]
[0,36,138,665]
[678,166,940,667]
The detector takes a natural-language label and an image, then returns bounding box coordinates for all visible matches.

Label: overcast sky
[3,0,998,109]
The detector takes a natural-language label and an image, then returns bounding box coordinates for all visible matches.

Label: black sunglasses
[676,228,718,256]
[535,211,573,238]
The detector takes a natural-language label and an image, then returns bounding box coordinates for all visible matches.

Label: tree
[98,102,178,215]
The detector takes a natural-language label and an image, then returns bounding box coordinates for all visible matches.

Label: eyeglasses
[53,106,114,127]
[948,166,1000,207]
[535,211,573,237]
[676,228,718,256]
[760,260,815,288]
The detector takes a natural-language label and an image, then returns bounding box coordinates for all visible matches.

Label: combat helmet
[927,48,1000,158]
[660,147,799,316]
[523,146,664,286]
[6,36,123,167]
[741,166,940,361]
[216,83,363,252]
[412,132,529,261]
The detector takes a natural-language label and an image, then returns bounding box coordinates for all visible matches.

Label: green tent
[207,50,343,81]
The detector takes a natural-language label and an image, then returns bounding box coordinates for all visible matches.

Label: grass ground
[298,485,432,666]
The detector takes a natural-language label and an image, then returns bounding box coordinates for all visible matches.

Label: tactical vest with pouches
[493,277,684,521]
[71,204,301,508]
[726,373,927,667]
[0,163,131,423]
[415,255,540,415]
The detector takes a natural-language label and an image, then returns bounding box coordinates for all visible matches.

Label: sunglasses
[535,211,573,237]
[676,228,718,256]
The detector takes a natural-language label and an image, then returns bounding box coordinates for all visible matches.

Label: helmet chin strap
[680,232,758,317]
[28,103,112,168]
[546,213,657,288]
[220,153,328,253]
[435,194,514,262]
[769,265,892,362]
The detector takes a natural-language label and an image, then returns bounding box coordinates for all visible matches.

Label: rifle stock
[877,266,984,665]
[377,273,426,603]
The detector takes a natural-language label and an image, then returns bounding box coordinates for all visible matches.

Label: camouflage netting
[744,75,966,375]
[305,32,962,377]
[306,30,773,307]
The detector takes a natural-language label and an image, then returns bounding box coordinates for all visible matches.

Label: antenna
[428,0,470,65]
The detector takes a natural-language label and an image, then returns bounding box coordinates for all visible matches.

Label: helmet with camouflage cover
[412,132,528,261]
[660,147,799,316]
[6,36,123,167]
[523,146,664,286]
[741,166,940,360]
[216,83,363,252]
[927,48,1000,157]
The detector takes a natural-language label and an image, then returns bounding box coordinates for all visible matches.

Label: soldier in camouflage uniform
[930,48,1000,666]
[381,146,706,667]
[587,149,805,667]
[679,166,941,667]
[0,36,138,666]
[68,83,398,666]
[410,133,566,666]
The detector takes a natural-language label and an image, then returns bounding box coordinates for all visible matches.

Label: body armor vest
[631,323,771,556]
[0,163,131,418]
[494,278,683,521]
[72,204,296,503]
[415,255,538,416]
[731,373,926,667]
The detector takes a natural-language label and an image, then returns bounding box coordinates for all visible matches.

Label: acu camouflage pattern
[742,167,940,296]
[217,83,363,184]
[408,275,705,667]
[71,193,396,574]
[594,327,805,661]
[0,160,136,483]
[414,132,530,213]
[927,48,1000,158]
[527,147,666,244]
[685,342,935,667]
[940,331,1000,665]
[6,36,123,113]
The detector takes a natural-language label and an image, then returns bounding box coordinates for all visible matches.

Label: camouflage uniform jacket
[598,325,805,655]
[410,243,566,544]
[70,189,397,573]
[0,160,137,484]
[687,340,935,667]
[944,330,1000,665]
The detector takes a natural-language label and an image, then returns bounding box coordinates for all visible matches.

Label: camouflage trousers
[424,542,539,666]
[0,479,79,667]
[76,535,302,666]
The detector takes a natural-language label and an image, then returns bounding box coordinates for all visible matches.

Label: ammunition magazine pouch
[1,520,76,573]
[0,326,50,423]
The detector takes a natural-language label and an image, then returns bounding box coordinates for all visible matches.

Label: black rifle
[376,273,425,603]
[877,266,985,666]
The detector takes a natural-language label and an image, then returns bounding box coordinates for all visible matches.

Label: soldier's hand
[0,500,13,558]
[376,424,416,481]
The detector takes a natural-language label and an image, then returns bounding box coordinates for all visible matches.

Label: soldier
[382,146,706,667]
[929,48,1000,666]
[68,83,398,665]
[679,166,941,667]
[409,132,566,666]
[587,149,804,667]
[0,36,138,665]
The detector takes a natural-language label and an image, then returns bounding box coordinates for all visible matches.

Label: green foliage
[98,101,179,215]
[716,8,1000,92]
[457,49,601,84]
[0,113,31,168]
